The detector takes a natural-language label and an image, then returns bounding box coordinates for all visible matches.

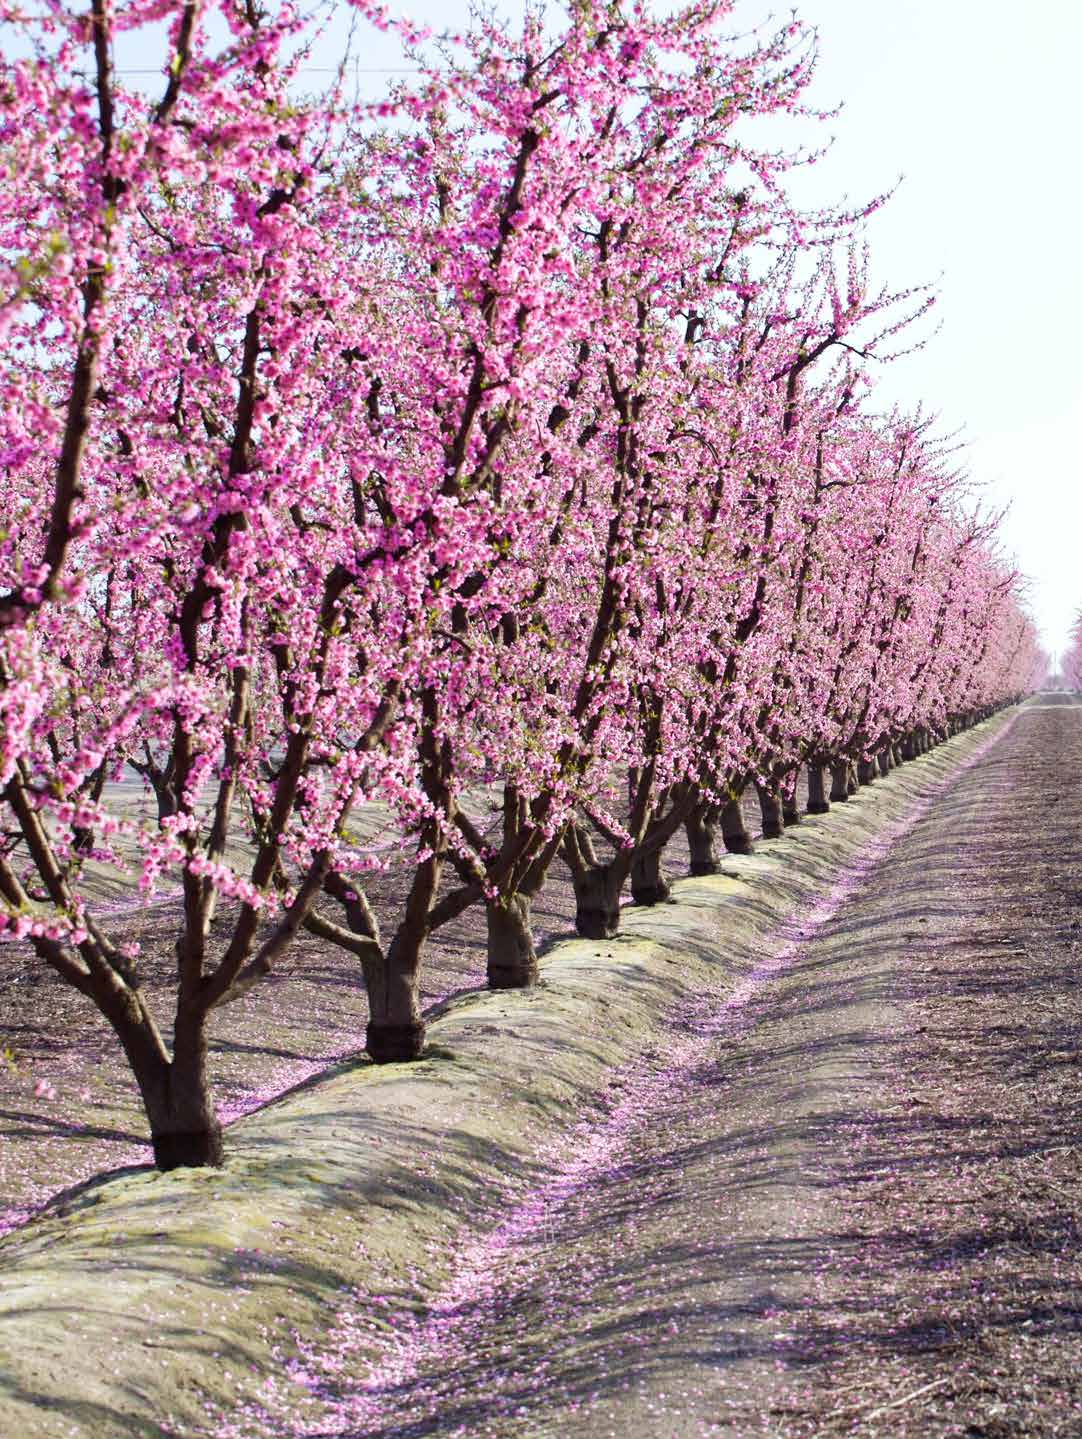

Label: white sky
[743,0,1082,663]
[113,0,1082,656]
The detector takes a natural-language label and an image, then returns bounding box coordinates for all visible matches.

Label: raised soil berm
[0,712,1014,1438]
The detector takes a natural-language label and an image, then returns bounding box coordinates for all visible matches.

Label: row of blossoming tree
[0,0,1041,1169]
[1060,619,1082,689]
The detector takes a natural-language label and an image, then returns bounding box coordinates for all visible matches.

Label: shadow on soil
[341,730,1082,1437]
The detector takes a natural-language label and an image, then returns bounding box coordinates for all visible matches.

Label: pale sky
[112,0,1082,656]
[739,0,1082,663]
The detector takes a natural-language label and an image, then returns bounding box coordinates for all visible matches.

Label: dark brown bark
[781,775,801,827]
[3,764,226,1171]
[572,865,623,939]
[362,850,435,1064]
[303,876,426,1058]
[721,797,754,854]
[365,928,427,1061]
[561,821,624,939]
[806,764,830,814]
[857,757,877,785]
[487,894,539,989]
[561,780,696,934]
[366,1020,426,1063]
[364,678,451,1061]
[754,780,784,839]
[846,764,859,796]
[145,1069,223,1169]
[829,760,851,803]
[630,845,672,906]
[123,1010,222,1170]
[685,808,720,875]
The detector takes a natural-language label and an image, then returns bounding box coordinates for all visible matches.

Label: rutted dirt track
[2,701,1081,1438]
[345,697,1082,1438]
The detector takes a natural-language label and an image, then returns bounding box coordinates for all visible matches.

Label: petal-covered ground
[3,703,1080,1438]
[0,787,783,1238]
[291,697,1082,1438]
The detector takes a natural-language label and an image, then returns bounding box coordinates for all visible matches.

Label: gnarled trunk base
[366,1020,426,1063]
[573,866,622,940]
[829,761,850,803]
[152,1125,223,1172]
[631,848,671,907]
[806,763,829,814]
[487,896,539,989]
[721,798,754,855]
[685,811,720,876]
[755,781,784,839]
[138,1022,223,1172]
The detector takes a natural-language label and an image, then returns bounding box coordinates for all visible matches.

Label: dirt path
[325,698,1082,1438]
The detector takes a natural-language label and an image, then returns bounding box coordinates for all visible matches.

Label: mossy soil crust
[5,706,1075,1438]
[0,778,797,1236]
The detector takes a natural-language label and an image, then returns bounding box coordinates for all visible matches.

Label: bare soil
[3,705,1079,1438]
[0,777,777,1235]
[333,697,1082,1438]
[791,697,1082,1437]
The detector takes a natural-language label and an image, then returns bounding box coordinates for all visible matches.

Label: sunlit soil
[6,709,1081,1437]
[0,778,787,1236]
[232,701,1082,1439]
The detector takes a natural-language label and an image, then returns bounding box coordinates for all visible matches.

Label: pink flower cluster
[0,0,1042,1166]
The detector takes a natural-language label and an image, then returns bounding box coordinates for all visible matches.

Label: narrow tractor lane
[320,699,1082,1438]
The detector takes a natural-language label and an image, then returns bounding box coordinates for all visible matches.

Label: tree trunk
[366,931,426,1062]
[572,864,623,939]
[721,797,754,854]
[779,771,800,826]
[486,894,538,989]
[685,809,720,876]
[630,845,671,906]
[892,740,905,766]
[877,747,891,777]
[806,764,829,814]
[846,764,859,796]
[138,1016,223,1171]
[561,821,625,940]
[754,780,784,839]
[857,757,876,785]
[154,784,178,824]
[829,760,850,803]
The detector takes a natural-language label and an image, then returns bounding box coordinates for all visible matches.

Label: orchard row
[1060,618,1082,689]
[0,0,1040,1169]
